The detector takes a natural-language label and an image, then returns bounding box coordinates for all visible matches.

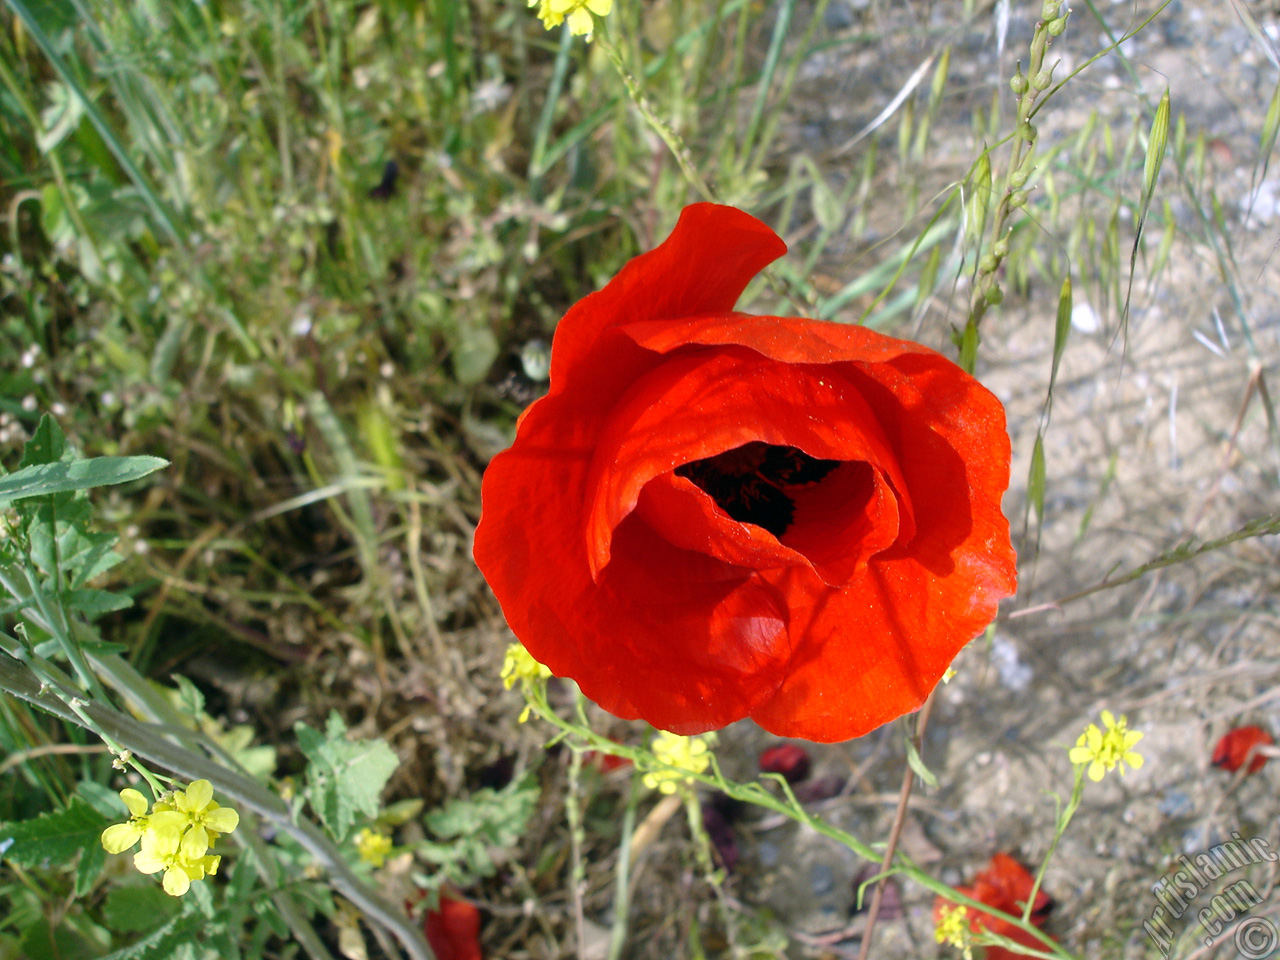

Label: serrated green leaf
[23,495,126,598]
[0,455,168,503]
[297,712,399,840]
[63,587,132,619]
[74,830,106,896]
[98,913,206,960]
[171,674,206,719]
[19,415,67,469]
[102,885,182,934]
[0,797,109,869]
[904,739,938,789]
[417,773,539,889]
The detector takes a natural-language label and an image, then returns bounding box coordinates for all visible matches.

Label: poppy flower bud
[759,743,813,783]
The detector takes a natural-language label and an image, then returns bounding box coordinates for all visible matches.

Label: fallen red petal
[424,894,483,960]
[1212,725,1273,774]
[758,743,812,783]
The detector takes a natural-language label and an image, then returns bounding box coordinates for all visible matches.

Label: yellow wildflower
[528,0,613,38]
[1069,710,1144,782]
[501,643,551,690]
[100,779,240,896]
[355,827,393,867]
[152,778,240,857]
[934,903,974,959]
[133,826,217,897]
[100,788,185,854]
[502,642,552,722]
[642,731,715,794]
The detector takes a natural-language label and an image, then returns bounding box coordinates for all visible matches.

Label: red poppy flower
[1212,725,1273,774]
[474,203,1016,742]
[934,853,1053,960]
[423,894,483,960]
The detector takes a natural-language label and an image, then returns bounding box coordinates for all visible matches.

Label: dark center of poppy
[674,441,842,537]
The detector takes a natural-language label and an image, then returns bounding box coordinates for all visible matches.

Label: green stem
[521,683,1077,959]
[0,653,435,960]
[594,29,716,202]
[1024,766,1085,924]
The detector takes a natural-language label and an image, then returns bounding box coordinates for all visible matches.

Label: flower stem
[0,652,436,960]
[594,28,717,203]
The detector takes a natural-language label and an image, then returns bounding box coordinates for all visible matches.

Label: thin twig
[855,691,937,960]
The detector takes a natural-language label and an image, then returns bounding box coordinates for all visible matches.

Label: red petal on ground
[1212,725,1273,774]
[758,743,812,783]
[424,895,483,960]
[978,852,1053,920]
[933,853,1054,960]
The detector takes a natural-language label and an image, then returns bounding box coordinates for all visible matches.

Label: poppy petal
[747,355,1014,741]
[549,205,786,385]
[1211,725,1273,774]
[582,348,911,585]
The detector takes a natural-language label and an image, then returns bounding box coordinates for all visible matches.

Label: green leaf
[0,797,109,872]
[452,320,499,387]
[0,456,168,503]
[63,588,133,619]
[904,739,938,790]
[102,885,182,934]
[417,773,539,889]
[296,712,399,841]
[1049,276,1072,393]
[19,414,68,469]
[98,913,207,960]
[171,674,206,719]
[77,780,127,820]
[1028,433,1047,523]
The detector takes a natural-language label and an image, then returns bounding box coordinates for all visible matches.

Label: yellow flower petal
[204,807,240,834]
[162,866,191,897]
[119,788,149,818]
[101,822,143,854]
[1067,745,1093,765]
[182,779,215,812]
[181,825,210,859]
[133,848,166,875]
